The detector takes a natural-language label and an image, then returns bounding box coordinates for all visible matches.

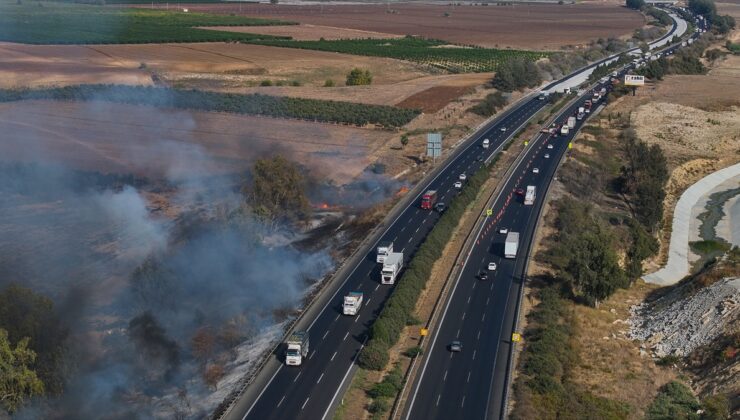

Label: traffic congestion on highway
[221,7,702,420]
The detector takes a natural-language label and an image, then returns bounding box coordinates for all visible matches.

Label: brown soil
[571,281,679,417]
[166,3,645,50]
[0,100,392,184]
[200,23,401,41]
[717,2,740,20]
[396,85,476,113]
[0,41,427,90]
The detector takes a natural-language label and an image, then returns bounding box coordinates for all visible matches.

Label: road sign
[512,332,522,342]
[420,328,429,337]
[568,142,573,149]
[426,133,442,159]
[624,74,645,86]
[486,209,493,216]
[524,141,528,146]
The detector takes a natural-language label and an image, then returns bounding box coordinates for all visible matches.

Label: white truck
[343,291,363,315]
[376,241,393,263]
[285,331,309,366]
[578,106,585,115]
[524,186,536,205]
[381,252,404,285]
[504,232,520,259]
[567,116,577,129]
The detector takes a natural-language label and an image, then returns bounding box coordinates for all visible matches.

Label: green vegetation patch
[249,37,548,73]
[0,1,294,44]
[0,85,420,128]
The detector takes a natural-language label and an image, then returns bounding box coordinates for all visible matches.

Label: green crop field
[251,37,548,73]
[0,85,420,128]
[0,1,294,44]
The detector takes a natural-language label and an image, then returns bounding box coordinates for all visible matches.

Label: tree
[345,68,373,86]
[0,329,44,413]
[626,0,645,10]
[203,363,225,390]
[245,155,311,224]
[0,285,67,394]
[191,327,216,365]
[400,134,409,148]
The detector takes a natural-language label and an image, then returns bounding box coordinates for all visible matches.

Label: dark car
[435,202,447,213]
[478,271,489,281]
[515,188,525,196]
[449,340,463,352]
[477,155,485,162]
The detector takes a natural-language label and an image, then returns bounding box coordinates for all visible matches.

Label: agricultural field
[0,1,293,44]
[177,2,645,50]
[250,37,547,73]
[0,100,393,183]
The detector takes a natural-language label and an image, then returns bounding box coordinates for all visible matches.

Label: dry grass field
[0,100,394,183]
[174,2,645,50]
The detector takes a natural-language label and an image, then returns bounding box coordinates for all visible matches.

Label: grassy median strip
[358,154,498,371]
[0,1,293,44]
[0,85,420,128]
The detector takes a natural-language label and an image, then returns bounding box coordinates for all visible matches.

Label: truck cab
[285,331,309,366]
[420,190,438,210]
[343,292,363,315]
[376,241,393,263]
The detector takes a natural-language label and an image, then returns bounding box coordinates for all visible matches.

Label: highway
[221,8,690,420]
[402,9,693,420]
[228,94,549,420]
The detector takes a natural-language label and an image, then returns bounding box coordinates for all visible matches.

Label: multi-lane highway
[221,9,690,420]
[402,10,694,420]
[226,94,550,420]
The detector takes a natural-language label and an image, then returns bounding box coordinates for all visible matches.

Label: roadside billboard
[624,75,645,86]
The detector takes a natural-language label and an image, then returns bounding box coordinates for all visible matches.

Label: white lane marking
[443,370,448,381]
[375,285,380,291]
[407,237,413,244]
[335,314,340,322]
[343,332,349,341]
[309,350,316,359]
[317,373,324,384]
[294,372,301,382]
[473,350,477,360]
[366,297,372,305]
[486,297,490,306]
[467,296,471,303]
[456,329,461,338]
[322,330,329,340]
[461,312,466,320]
[277,395,286,407]
[331,351,337,361]
[490,283,494,290]
[401,226,406,232]
[301,397,310,410]
[482,313,486,322]
[437,395,442,406]
[415,227,420,233]
[477,330,481,340]
[354,315,360,323]
[467,371,471,383]
[461,395,466,407]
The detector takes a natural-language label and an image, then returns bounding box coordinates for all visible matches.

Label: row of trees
[489,57,542,92]
[0,85,420,128]
[468,91,508,117]
[358,154,498,370]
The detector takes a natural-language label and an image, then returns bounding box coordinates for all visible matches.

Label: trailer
[343,292,363,315]
[504,232,520,259]
[524,186,536,206]
[420,190,437,210]
[381,252,404,285]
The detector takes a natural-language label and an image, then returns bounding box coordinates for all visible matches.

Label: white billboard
[624,75,645,86]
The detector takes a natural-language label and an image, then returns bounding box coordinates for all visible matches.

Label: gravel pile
[629,277,740,357]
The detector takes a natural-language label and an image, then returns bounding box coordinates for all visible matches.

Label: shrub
[403,346,423,358]
[468,92,508,117]
[646,381,701,420]
[260,79,273,86]
[358,341,389,371]
[626,0,645,10]
[367,381,397,399]
[323,79,335,87]
[367,398,390,414]
[346,68,373,86]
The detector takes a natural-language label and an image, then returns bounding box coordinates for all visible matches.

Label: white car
[454,181,463,189]
[547,144,554,149]
[544,153,550,159]
[459,173,467,181]
[488,262,497,271]
[499,228,508,234]
[500,127,507,132]
[532,168,540,174]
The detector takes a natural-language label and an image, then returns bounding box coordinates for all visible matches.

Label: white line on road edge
[321,336,369,420]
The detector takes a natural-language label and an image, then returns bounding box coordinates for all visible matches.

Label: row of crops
[0,1,294,44]
[0,85,420,128]
[251,37,548,73]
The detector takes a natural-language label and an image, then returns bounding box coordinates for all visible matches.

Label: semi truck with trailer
[420,190,437,210]
[504,232,520,259]
[376,241,393,263]
[285,331,309,366]
[524,186,536,205]
[343,292,363,315]
[381,252,404,284]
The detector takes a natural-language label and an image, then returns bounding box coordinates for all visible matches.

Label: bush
[358,341,389,371]
[468,92,508,117]
[367,381,397,399]
[646,381,701,420]
[626,0,645,10]
[346,68,373,86]
[403,346,423,358]
[367,398,390,414]
[323,79,335,87]
[490,57,542,92]
[260,79,273,86]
